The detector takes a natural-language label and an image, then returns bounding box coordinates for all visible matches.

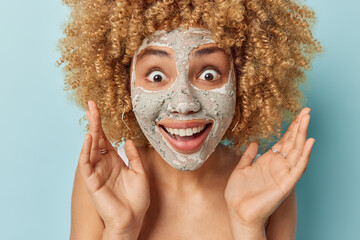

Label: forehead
[135,27,216,56]
[136,43,228,61]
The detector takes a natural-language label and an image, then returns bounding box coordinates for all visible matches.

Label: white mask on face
[131,27,236,171]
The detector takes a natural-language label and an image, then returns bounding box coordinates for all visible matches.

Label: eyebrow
[137,48,171,60]
[193,46,227,57]
[136,46,227,60]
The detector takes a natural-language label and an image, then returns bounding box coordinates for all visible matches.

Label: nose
[167,85,201,115]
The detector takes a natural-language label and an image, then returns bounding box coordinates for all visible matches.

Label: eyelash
[144,67,168,82]
[145,67,162,77]
[198,65,222,81]
[144,65,222,82]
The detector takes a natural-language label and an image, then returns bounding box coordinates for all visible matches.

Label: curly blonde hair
[58,0,321,151]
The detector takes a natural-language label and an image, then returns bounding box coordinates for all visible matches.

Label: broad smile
[157,119,213,154]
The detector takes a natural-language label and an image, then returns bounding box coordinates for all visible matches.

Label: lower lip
[159,124,212,153]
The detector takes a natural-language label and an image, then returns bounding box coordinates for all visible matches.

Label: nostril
[168,110,197,115]
[180,89,189,95]
[167,91,201,114]
[186,110,198,115]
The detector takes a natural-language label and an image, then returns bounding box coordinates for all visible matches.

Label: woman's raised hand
[225,108,314,238]
[78,100,150,238]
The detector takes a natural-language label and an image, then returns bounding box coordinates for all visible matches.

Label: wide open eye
[198,69,220,81]
[146,70,167,83]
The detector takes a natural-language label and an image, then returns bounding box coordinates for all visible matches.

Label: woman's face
[130,27,236,171]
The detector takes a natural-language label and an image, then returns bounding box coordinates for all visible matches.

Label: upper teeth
[165,125,206,137]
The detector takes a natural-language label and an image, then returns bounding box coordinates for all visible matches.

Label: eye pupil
[205,73,213,80]
[153,75,162,82]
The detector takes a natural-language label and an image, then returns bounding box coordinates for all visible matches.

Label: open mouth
[158,122,213,153]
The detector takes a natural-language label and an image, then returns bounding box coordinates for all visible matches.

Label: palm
[87,149,150,227]
[226,152,296,224]
[225,108,315,226]
[78,101,150,231]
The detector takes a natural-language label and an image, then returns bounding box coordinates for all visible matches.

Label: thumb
[124,140,146,174]
[236,141,259,169]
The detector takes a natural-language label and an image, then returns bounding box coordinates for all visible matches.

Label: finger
[285,107,311,143]
[89,101,101,165]
[236,141,259,169]
[87,102,114,152]
[289,138,315,183]
[288,114,311,166]
[282,113,310,164]
[280,108,311,153]
[124,140,145,174]
[86,110,90,124]
[78,134,93,178]
[272,107,311,151]
[271,121,294,152]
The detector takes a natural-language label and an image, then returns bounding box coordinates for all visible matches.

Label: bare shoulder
[70,166,105,240]
[265,189,297,240]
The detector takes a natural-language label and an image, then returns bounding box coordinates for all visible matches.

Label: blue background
[0,1,359,239]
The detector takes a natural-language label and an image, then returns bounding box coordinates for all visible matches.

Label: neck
[138,144,239,193]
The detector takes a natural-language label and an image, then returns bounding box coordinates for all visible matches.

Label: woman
[59,0,321,239]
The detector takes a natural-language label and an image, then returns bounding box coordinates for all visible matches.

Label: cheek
[131,91,169,134]
[194,67,236,124]
[133,93,163,118]
[198,92,235,119]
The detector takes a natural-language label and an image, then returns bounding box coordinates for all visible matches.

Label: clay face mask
[131,27,236,171]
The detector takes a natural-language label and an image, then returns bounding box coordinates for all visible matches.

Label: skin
[70,27,314,240]
[130,28,236,171]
